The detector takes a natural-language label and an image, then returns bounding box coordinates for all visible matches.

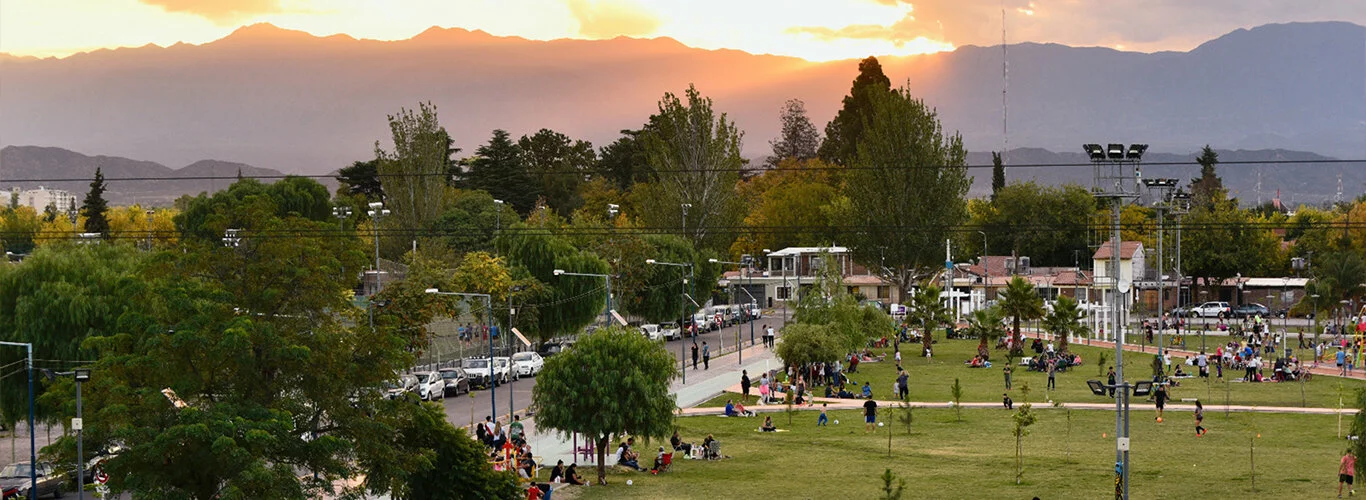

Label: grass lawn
[570,406,1351,499]
[702,339,1366,410]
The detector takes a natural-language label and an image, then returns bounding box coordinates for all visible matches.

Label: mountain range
[0,21,1363,203]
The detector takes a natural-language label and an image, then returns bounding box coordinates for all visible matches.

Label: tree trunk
[596,436,609,485]
[1011,317,1023,356]
[1015,435,1022,484]
[922,320,932,357]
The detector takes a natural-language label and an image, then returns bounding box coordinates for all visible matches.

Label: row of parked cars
[1171,301,1292,319]
[637,303,763,341]
[386,352,547,402]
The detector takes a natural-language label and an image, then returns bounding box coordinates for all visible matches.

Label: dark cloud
[565,0,661,38]
[139,0,284,24]
[795,0,1366,51]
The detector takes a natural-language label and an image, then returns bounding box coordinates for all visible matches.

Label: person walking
[1341,449,1357,498]
[691,342,699,370]
[702,341,711,370]
[1154,382,1168,422]
[1194,400,1206,436]
[1106,366,1116,398]
[740,370,751,403]
[1339,347,1348,376]
[817,403,829,426]
[897,370,909,400]
[1004,365,1013,390]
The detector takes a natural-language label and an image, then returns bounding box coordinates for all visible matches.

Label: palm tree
[966,306,1007,360]
[907,284,951,357]
[1042,295,1087,353]
[999,276,1045,356]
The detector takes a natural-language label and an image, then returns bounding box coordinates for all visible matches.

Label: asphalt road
[441,310,793,428]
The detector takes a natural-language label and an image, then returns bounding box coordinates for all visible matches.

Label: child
[818,403,829,426]
[1194,400,1206,436]
[1003,392,1013,410]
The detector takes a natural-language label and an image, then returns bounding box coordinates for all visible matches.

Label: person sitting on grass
[564,463,586,485]
[616,438,642,471]
[734,400,755,417]
[549,460,565,483]
[724,399,739,417]
[837,385,856,399]
[761,415,778,432]
[862,381,873,399]
[671,430,693,456]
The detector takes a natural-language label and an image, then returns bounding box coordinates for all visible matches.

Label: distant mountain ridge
[0,146,294,206]
[0,21,1362,199]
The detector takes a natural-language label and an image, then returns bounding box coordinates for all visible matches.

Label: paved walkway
[1046,330,1366,381]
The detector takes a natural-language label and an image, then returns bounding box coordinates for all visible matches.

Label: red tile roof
[1092,241,1142,260]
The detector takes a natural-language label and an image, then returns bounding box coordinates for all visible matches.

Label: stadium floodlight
[1083,144,1107,160]
[1107,144,1125,160]
[1126,144,1148,160]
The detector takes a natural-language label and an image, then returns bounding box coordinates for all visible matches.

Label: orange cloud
[139,0,283,24]
[565,0,661,38]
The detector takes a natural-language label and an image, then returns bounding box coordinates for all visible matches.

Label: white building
[11,186,78,213]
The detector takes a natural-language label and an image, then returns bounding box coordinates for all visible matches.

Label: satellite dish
[1118,280,1132,294]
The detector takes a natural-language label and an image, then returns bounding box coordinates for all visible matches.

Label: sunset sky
[2,0,1364,61]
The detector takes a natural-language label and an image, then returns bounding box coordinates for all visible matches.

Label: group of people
[474,415,543,481]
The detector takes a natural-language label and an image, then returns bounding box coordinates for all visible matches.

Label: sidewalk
[1042,330,1366,382]
[520,340,782,465]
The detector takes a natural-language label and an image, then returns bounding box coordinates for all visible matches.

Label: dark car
[1168,305,1192,318]
[1231,303,1271,319]
[439,368,470,396]
[537,340,575,358]
[0,461,64,499]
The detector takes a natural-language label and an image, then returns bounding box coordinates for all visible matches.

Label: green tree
[1042,295,1087,353]
[1182,199,1283,291]
[906,284,950,357]
[336,159,385,202]
[501,225,611,342]
[840,84,970,294]
[376,102,458,257]
[991,151,1006,201]
[175,178,337,242]
[1350,388,1366,481]
[638,84,745,252]
[879,468,906,500]
[1316,251,1366,306]
[999,276,1044,356]
[730,158,843,259]
[0,243,145,426]
[519,128,595,217]
[819,56,892,166]
[391,402,521,500]
[767,98,821,168]
[81,167,110,237]
[950,377,964,422]
[792,254,896,352]
[532,326,676,484]
[464,129,538,215]
[432,189,504,255]
[775,323,843,368]
[1012,400,1038,485]
[0,206,41,255]
[966,305,1008,360]
[972,182,1097,267]
[1190,145,1225,211]
[594,126,654,192]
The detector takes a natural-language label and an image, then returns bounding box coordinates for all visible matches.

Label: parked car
[493,357,517,383]
[660,323,683,341]
[693,312,716,332]
[1231,303,1271,319]
[639,324,663,341]
[412,371,446,401]
[0,462,64,499]
[1169,305,1193,318]
[538,340,575,358]
[439,368,470,396]
[746,302,762,320]
[461,358,495,389]
[1192,301,1232,318]
[384,373,419,399]
[511,352,545,377]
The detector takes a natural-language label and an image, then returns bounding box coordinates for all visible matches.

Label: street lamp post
[648,259,693,384]
[1143,178,1178,356]
[710,256,757,364]
[367,202,390,329]
[42,369,89,500]
[425,289,495,421]
[0,342,36,498]
[553,269,613,326]
[979,231,989,311]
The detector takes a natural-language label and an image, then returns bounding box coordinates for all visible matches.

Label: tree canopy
[819,56,892,166]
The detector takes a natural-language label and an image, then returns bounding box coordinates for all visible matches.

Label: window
[777,287,791,300]
[878,286,890,299]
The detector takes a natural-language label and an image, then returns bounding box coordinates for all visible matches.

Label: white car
[639,324,663,341]
[1193,301,1231,318]
[660,323,683,341]
[493,357,518,383]
[747,303,762,320]
[511,352,545,377]
[411,371,446,401]
[694,313,715,332]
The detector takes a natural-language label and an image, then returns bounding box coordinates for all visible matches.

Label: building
[956,256,1095,313]
[10,186,79,213]
[1092,241,1145,308]
[717,246,901,310]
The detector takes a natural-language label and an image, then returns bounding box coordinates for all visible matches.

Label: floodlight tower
[1085,142,1145,500]
[1142,178,1179,356]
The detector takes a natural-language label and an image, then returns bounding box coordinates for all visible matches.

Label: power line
[3,158,1363,184]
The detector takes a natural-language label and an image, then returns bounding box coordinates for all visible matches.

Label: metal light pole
[0,342,36,498]
[367,202,390,329]
[425,290,494,420]
[979,231,989,311]
[1085,142,1144,500]
[42,369,89,500]
[553,270,613,326]
[1143,178,1178,356]
[648,259,693,384]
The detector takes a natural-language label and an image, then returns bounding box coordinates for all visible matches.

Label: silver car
[412,371,446,401]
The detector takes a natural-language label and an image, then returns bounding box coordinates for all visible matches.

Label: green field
[570,406,1352,499]
[702,338,1366,410]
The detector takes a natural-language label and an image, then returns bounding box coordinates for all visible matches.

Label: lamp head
[494,199,505,205]
[553,269,565,275]
[368,201,383,209]
[707,258,718,263]
[646,259,657,265]
[424,288,440,294]
[74,369,90,382]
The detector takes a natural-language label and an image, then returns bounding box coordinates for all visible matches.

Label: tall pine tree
[991,151,1006,201]
[818,57,892,166]
[81,167,110,237]
[464,129,537,215]
[1190,145,1225,210]
[766,98,820,168]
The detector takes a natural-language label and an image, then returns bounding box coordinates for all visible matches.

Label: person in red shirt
[1340,449,1356,498]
